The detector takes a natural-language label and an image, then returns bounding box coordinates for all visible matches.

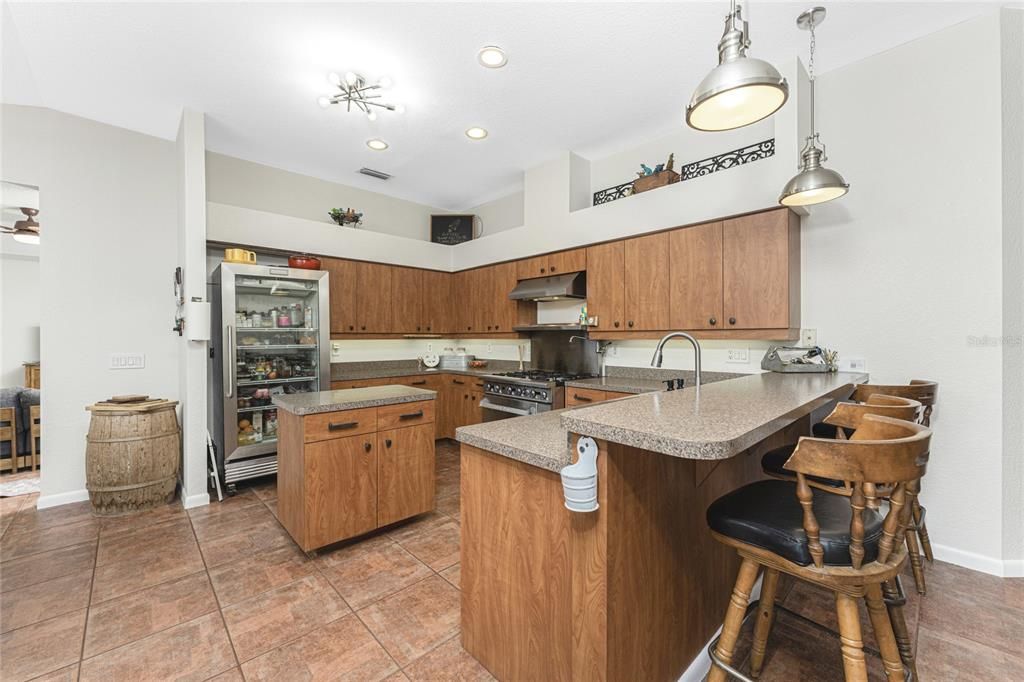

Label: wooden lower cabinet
[377,423,435,527]
[566,387,635,407]
[277,398,435,552]
[304,434,378,549]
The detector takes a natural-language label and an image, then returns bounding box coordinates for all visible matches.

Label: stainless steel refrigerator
[210,263,330,487]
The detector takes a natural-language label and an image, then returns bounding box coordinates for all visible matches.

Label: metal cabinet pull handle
[574,394,593,402]
[399,410,423,420]
[364,442,372,452]
[385,439,393,448]
[614,321,620,328]
[453,379,465,385]
[329,421,358,431]
[410,380,426,386]
[709,317,717,326]
[628,321,634,328]
[728,317,737,325]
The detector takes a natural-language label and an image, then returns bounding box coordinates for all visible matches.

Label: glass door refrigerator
[210,263,330,487]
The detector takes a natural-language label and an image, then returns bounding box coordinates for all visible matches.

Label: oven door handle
[480,397,535,417]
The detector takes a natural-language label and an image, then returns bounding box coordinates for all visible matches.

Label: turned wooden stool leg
[914,500,934,562]
[881,579,918,680]
[865,584,905,682]
[835,591,869,682]
[905,527,927,595]
[708,557,760,682]
[750,568,780,679]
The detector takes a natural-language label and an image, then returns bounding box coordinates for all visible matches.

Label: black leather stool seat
[760,445,845,488]
[706,480,884,567]
[812,422,854,439]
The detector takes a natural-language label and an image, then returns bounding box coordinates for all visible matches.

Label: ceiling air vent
[358,167,392,180]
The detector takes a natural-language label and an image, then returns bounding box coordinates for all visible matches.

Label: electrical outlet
[486,342,493,354]
[727,348,749,363]
[848,357,867,371]
[110,353,145,370]
[426,342,433,353]
[610,345,619,357]
[801,328,817,347]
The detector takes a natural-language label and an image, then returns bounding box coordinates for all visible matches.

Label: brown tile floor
[2,443,1022,681]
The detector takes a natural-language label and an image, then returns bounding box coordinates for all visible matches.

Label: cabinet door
[723,210,794,330]
[355,262,394,333]
[453,271,476,334]
[305,434,377,548]
[585,241,625,330]
[550,248,586,275]
[482,262,517,333]
[669,222,724,330]
[423,270,451,334]
[566,387,608,406]
[392,267,424,334]
[377,423,435,526]
[325,258,357,334]
[624,232,671,330]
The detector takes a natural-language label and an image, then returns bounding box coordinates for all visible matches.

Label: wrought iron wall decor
[592,138,775,206]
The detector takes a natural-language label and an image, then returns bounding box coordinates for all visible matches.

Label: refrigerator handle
[224,325,236,398]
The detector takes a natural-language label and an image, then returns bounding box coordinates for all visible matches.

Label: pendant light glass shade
[686,2,788,132]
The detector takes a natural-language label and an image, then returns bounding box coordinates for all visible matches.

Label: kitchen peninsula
[456,371,868,681]
[273,385,436,552]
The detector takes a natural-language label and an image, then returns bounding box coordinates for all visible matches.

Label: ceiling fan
[1,207,40,245]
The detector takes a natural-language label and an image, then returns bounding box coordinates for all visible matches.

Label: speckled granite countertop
[273,386,436,415]
[561,372,868,461]
[564,370,741,395]
[456,409,572,473]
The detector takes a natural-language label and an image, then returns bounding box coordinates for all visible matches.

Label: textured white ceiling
[2,2,999,210]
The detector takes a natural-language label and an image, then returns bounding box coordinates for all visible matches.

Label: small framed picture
[431,214,476,245]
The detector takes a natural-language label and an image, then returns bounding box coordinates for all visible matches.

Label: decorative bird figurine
[640,164,654,176]
[654,163,665,173]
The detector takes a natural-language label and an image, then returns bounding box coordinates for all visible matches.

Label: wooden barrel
[85,399,180,515]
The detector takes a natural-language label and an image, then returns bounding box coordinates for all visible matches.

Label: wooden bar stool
[707,414,931,682]
[0,407,17,473]
[30,405,41,470]
[852,381,938,569]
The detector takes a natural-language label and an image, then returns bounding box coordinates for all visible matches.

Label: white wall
[0,247,40,387]
[1,104,180,508]
[466,190,524,237]
[205,152,448,241]
[801,12,1013,574]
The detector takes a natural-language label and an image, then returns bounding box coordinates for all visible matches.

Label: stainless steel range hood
[508,272,586,302]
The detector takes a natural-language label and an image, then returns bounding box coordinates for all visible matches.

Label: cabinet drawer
[377,400,435,430]
[304,407,377,443]
[566,387,608,406]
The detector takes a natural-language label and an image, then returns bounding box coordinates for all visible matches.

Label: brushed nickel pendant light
[779,6,849,206]
[686,0,789,132]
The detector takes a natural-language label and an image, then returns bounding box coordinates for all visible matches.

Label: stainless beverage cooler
[210,263,330,486]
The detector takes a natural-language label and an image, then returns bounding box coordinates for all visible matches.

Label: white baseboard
[677,575,763,682]
[182,491,210,509]
[35,488,90,510]
[1002,558,1024,578]
[932,542,1013,577]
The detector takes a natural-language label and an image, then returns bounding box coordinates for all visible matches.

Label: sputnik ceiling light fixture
[317,72,404,121]
[779,6,849,206]
[686,0,788,131]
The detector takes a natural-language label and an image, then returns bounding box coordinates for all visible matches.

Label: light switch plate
[801,328,818,347]
[110,353,145,370]
[848,357,867,371]
[727,348,749,363]
[486,342,493,354]
[426,342,433,353]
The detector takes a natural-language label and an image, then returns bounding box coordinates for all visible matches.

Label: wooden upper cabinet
[324,258,358,334]
[624,233,671,330]
[723,209,800,330]
[392,267,424,334]
[454,270,478,334]
[585,241,625,330]
[669,222,724,331]
[482,262,518,333]
[422,270,451,334]
[354,262,393,333]
[516,248,586,280]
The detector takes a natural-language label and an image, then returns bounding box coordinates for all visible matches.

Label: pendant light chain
[807,18,817,148]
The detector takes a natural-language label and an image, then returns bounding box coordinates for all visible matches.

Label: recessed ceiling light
[465,127,488,140]
[477,46,508,69]
[366,138,389,151]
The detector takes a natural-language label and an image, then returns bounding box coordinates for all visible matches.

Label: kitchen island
[455,371,867,682]
[274,385,436,552]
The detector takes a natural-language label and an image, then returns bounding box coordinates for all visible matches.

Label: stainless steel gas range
[480,370,599,419]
